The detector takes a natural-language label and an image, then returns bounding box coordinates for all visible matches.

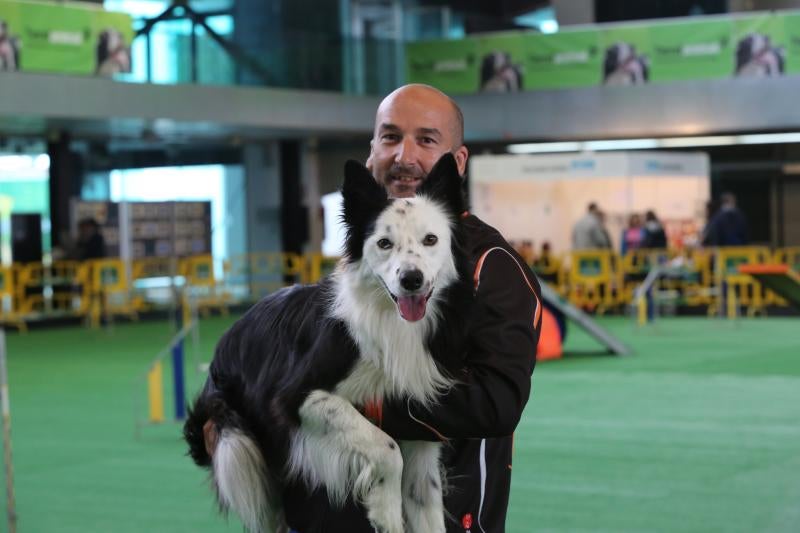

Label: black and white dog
[184,154,472,533]
[603,42,649,86]
[734,33,785,78]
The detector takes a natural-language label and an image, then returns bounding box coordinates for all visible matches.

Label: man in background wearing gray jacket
[572,202,612,250]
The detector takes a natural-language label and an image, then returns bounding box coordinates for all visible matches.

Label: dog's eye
[377,238,393,250]
[422,234,438,246]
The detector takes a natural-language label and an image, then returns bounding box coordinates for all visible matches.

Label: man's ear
[366,140,375,172]
[416,153,466,218]
[341,159,388,232]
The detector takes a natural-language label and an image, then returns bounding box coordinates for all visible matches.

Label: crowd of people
[511,193,750,266]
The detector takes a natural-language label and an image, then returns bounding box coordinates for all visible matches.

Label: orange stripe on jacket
[473,246,542,332]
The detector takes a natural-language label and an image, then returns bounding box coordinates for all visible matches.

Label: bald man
[208,85,542,532]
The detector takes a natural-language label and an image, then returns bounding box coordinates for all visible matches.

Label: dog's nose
[400,269,424,291]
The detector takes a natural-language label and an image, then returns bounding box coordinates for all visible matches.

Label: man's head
[78,218,100,240]
[367,84,468,198]
[721,192,737,208]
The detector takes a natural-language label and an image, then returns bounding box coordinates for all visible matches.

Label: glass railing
[116,20,403,95]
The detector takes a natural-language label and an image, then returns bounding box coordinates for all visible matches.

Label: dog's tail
[184,381,277,533]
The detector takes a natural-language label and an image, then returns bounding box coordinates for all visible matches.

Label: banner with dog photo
[475,32,527,93]
[0,0,21,72]
[732,13,787,78]
[0,0,132,76]
[599,24,652,86]
[522,30,603,90]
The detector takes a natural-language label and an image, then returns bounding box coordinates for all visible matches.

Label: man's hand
[203,419,218,457]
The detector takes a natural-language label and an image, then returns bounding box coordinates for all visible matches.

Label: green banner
[784,12,800,74]
[405,38,480,94]
[406,11,800,94]
[650,19,733,81]
[0,0,133,75]
[523,30,602,90]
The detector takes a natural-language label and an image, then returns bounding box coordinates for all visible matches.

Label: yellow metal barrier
[88,258,137,327]
[770,247,800,307]
[306,253,340,284]
[223,252,306,300]
[568,250,623,314]
[532,253,567,295]
[180,255,229,317]
[0,267,24,332]
[712,246,772,317]
[3,246,798,326]
[621,249,672,302]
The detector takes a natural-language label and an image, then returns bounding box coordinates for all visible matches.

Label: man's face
[368,87,468,198]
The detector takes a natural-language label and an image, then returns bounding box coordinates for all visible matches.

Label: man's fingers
[203,420,218,456]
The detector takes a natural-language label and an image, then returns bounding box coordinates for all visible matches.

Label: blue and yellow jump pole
[171,299,188,421]
[147,362,165,423]
[145,296,193,424]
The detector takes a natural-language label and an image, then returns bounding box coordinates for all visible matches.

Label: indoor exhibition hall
[0,1,798,532]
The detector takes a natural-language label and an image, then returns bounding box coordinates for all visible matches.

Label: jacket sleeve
[379,248,541,441]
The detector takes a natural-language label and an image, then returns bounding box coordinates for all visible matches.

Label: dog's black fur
[183,154,474,520]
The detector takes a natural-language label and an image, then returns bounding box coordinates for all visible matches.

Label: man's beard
[384,163,425,198]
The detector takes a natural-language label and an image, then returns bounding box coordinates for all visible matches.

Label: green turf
[2,316,799,532]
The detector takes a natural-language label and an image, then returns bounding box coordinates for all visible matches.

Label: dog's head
[341,153,465,322]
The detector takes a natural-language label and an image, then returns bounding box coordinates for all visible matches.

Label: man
[572,202,612,250]
[206,84,542,532]
[75,218,107,260]
[703,192,748,246]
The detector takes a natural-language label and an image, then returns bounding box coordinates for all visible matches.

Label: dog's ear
[340,160,388,259]
[342,160,388,226]
[417,153,466,218]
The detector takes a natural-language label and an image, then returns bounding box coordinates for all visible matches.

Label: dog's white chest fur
[331,271,452,406]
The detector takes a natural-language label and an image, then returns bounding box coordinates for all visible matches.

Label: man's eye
[422,234,438,246]
[381,134,400,142]
[420,137,436,145]
[377,238,393,250]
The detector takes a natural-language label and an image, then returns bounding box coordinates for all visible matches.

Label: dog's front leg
[290,390,404,533]
[400,441,446,533]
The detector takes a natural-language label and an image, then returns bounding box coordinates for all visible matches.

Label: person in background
[75,218,106,260]
[535,241,554,269]
[621,213,644,254]
[572,202,612,250]
[641,210,668,249]
[519,239,536,266]
[701,199,720,246]
[703,192,748,246]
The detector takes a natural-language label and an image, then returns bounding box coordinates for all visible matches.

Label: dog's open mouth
[390,289,433,322]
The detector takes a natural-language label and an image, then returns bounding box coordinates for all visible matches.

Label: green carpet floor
[3,316,799,532]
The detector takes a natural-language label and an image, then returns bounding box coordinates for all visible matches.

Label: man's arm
[379,249,541,441]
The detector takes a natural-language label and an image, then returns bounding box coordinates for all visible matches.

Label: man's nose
[395,137,419,165]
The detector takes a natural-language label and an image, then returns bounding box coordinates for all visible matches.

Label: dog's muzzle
[386,269,433,322]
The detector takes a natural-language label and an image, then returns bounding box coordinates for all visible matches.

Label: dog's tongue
[397,294,427,322]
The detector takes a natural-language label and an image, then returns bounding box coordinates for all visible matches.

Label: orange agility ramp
[739,264,800,311]
[536,307,563,361]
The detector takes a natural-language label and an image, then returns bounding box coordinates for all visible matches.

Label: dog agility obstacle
[135,298,199,436]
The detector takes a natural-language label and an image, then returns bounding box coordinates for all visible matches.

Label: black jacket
[284,214,542,532]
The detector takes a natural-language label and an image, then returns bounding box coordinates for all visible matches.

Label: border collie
[603,42,649,86]
[735,33,785,78]
[480,51,523,92]
[184,154,472,533]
